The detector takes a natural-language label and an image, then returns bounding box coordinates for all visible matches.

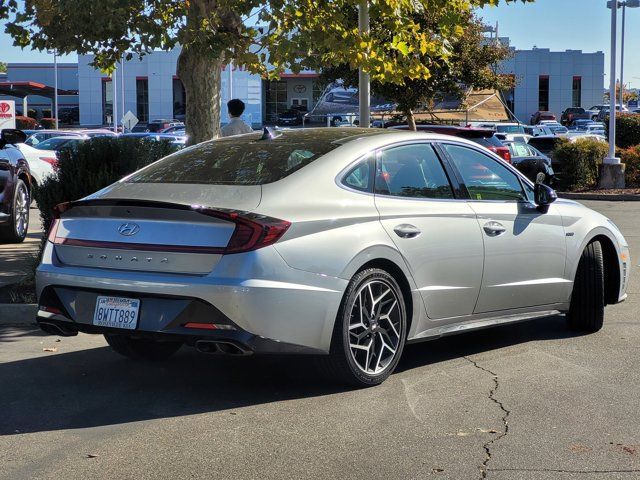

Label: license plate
[93,296,140,330]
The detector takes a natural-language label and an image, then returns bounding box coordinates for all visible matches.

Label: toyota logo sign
[0,103,10,114]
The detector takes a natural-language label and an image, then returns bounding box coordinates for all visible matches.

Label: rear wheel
[104,334,182,361]
[322,268,407,387]
[567,241,605,332]
[0,179,29,244]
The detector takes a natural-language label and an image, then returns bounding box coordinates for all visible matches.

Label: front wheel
[104,334,182,361]
[322,268,407,387]
[0,179,29,244]
[567,241,605,332]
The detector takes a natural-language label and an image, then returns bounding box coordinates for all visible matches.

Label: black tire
[321,268,407,387]
[104,334,182,361]
[567,241,605,332]
[0,179,29,244]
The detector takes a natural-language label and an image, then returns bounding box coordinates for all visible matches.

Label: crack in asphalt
[490,468,640,474]
[464,357,510,480]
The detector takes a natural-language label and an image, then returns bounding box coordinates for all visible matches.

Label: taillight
[47,202,72,243]
[40,157,58,167]
[47,201,290,254]
[492,147,511,163]
[199,209,291,253]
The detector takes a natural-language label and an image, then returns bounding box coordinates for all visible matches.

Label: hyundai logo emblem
[118,223,140,236]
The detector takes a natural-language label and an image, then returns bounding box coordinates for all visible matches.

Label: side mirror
[1,129,27,147]
[534,182,557,209]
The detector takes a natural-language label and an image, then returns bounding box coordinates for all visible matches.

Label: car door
[373,142,484,321]
[440,142,568,313]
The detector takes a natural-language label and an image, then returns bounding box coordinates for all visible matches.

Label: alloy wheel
[14,184,29,238]
[348,279,403,375]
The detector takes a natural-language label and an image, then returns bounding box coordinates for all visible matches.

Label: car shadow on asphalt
[1,315,583,435]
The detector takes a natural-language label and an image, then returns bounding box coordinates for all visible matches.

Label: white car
[16,143,58,186]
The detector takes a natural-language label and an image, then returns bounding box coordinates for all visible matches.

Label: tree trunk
[406,109,417,131]
[177,47,223,146]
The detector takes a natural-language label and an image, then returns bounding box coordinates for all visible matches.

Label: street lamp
[619,0,640,108]
[47,49,58,129]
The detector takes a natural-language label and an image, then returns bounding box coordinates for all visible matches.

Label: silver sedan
[36,128,631,386]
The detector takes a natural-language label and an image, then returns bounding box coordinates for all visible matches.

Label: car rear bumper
[36,242,347,353]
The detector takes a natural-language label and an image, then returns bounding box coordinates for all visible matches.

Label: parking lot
[1,200,639,480]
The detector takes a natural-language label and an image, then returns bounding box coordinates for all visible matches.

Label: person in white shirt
[220,99,254,137]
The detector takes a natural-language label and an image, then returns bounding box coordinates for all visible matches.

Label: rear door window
[375,144,453,199]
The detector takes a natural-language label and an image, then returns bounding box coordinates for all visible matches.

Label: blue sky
[0,0,638,89]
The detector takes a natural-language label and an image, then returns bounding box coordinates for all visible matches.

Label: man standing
[220,99,254,137]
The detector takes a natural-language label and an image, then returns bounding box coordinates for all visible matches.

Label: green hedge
[34,137,179,232]
[615,114,640,148]
[553,138,609,191]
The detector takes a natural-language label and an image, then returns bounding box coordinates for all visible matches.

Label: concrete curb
[558,192,640,202]
[0,304,38,327]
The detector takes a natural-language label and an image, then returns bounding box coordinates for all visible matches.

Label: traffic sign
[122,110,139,131]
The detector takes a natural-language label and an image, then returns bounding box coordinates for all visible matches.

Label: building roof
[0,81,78,99]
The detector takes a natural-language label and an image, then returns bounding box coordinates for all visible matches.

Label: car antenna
[260,126,282,140]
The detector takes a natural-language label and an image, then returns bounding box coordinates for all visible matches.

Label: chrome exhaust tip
[195,340,252,356]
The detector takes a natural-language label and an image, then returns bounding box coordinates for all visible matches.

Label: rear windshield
[127,129,389,185]
[471,135,503,148]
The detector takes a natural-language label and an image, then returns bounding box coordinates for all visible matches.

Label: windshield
[34,137,81,150]
[495,125,525,134]
[127,129,389,185]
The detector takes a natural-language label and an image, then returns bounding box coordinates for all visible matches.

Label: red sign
[0,101,12,119]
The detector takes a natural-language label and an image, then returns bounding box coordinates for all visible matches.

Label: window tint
[443,144,525,201]
[375,144,453,199]
[127,129,390,185]
[343,157,372,192]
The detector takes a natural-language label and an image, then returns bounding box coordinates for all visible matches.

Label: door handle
[483,221,506,237]
[394,224,421,239]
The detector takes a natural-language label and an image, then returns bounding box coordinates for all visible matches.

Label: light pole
[47,49,59,129]
[605,1,620,165]
[619,0,640,108]
[358,0,370,128]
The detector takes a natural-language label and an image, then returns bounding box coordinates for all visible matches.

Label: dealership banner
[307,81,395,118]
[0,100,16,130]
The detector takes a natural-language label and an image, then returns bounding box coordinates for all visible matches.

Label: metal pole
[121,55,125,124]
[358,0,370,128]
[620,3,626,108]
[53,51,58,129]
[229,60,233,100]
[112,66,118,132]
[606,0,619,163]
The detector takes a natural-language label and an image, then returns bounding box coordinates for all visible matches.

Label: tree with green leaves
[321,11,514,129]
[1,0,530,144]
[0,61,7,73]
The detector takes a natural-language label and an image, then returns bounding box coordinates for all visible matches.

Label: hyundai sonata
[36,128,630,386]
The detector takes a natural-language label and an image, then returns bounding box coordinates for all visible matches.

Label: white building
[78,50,320,128]
[1,43,605,128]
[500,47,605,123]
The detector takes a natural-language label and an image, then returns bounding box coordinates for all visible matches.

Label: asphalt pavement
[1,200,639,480]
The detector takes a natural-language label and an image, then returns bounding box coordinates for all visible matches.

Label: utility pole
[358,0,370,128]
[53,50,58,128]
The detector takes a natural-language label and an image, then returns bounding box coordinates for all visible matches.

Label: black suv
[0,129,32,243]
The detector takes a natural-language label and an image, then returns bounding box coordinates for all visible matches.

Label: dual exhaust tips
[38,322,252,356]
[195,340,252,356]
